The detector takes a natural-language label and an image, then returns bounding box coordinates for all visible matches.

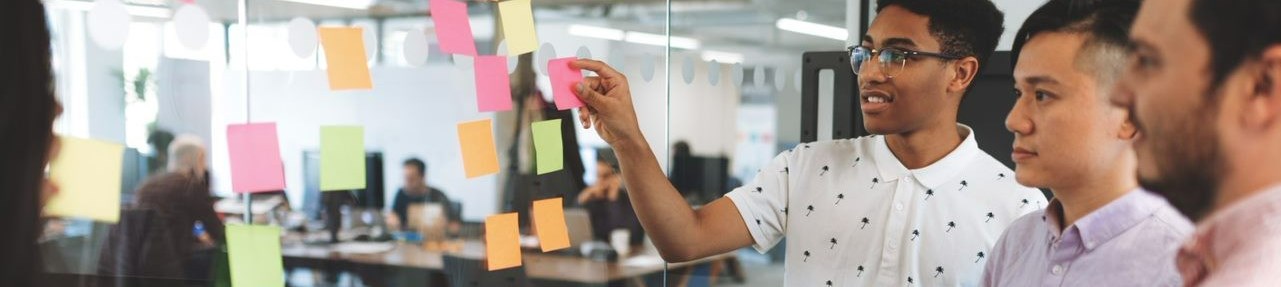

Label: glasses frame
[847,45,962,78]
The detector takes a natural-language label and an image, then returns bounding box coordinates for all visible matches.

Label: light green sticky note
[46,136,124,223]
[497,0,538,55]
[320,126,366,191]
[226,225,284,287]
[532,119,563,175]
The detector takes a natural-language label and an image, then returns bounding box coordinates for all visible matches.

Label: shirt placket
[1043,231,1079,287]
[876,174,912,286]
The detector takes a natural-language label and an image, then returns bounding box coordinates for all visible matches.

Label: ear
[948,56,981,94]
[1115,106,1139,140]
[1240,45,1281,132]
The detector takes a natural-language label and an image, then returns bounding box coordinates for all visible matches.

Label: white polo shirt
[726,125,1046,286]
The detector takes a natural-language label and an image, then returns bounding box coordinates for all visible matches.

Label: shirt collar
[871,124,981,190]
[1189,183,1281,265]
[1043,188,1167,251]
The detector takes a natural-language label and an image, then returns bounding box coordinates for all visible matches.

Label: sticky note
[457,119,500,178]
[46,136,124,223]
[548,57,584,110]
[485,213,522,271]
[497,0,537,55]
[532,197,571,252]
[318,27,373,91]
[532,119,563,174]
[227,123,286,193]
[227,225,285,287]
[429,0,477,56]
[474,55,513,112]
[320,126,366,191]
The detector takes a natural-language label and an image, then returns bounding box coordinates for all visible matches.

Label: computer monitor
[301,150,385,221]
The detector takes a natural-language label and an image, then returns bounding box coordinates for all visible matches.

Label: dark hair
[876,0,1006,70]
[0,0,56,285]
[403,158,427,176]
[1190,0,1281,91]
[1010,0,1141,78]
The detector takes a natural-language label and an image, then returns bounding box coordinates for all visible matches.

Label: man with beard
[1109,0,1281,285]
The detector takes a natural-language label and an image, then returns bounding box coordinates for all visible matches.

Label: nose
[1005,92,1034,136]
[857,59,890,87]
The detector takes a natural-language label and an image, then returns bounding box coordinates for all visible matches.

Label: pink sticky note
[227,123,286,193]
[430,0,477,56]
[548,57,584,110]
[474,56,513,112]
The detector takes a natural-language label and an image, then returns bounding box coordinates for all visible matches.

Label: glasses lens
[878,48,907,77]
[851,47,871,75]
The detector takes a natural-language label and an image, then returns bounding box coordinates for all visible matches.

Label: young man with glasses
[981,0,1193,286]
[567,0,1045,285]
[1109,0,1281,285]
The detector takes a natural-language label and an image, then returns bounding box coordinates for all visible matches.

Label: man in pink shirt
[1109,0,1281,285]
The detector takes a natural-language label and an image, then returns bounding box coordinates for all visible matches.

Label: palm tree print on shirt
[861,217,870,229]
[829,238,838,249]
[924,189,934,200]
[946,221,957,232]
[958,180,968,191]
[908,276,915,285]
[911,229,920,241]
[826,280,833,287]
[806,205,815,216]
[835,194,845,205]
[975,251,986,263]
[870,178,880,189]
[997,173,1006,180]
[1021,198,1031,207]
[985,212,995,223]
[803,250,811,262]
[857,265,865,277]
[754,187,763,193]
[820,165,830,176]
[935,266,944,278]
[852,157,861,167]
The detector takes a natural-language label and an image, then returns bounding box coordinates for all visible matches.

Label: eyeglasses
[848,46,961,78]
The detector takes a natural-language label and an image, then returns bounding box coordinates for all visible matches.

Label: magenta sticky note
[548,57,584,110]
[429,0,477,56]
[474,55,513,112]
[227,123,286,193]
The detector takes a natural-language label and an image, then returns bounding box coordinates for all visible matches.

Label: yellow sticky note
[485,213,522,271]
[320,126,366,191]
[532,197,570,252]
[227,225,285,287]
[497,0,537,55]
[318,27,373,90]
[46,136,124,223]
[457,119,500,178]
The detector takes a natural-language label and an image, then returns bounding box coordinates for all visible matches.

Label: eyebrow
[1018,75,1061,86]
[861,35,918,48]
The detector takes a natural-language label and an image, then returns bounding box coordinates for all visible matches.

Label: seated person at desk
[388,158,458,231]
[103,135,225,279]
[578,149,645,250]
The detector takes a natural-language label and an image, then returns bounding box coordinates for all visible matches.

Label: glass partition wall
[37,0,863,286]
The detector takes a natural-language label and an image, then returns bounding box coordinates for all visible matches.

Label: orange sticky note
[532,197,570,252]
[457,119,500,178]
[318,27,373,90]
[484,213,522,271]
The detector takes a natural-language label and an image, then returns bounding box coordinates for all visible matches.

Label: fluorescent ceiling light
[568,24,625,41]
[776,18,847,41]
[701,50,744,64]
[624,31,700,50]
[277,0,373,10]
[46,0,172,18]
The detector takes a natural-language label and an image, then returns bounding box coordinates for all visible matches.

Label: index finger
[571,59,624,80]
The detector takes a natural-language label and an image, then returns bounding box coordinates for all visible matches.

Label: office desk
[280,240,734,286]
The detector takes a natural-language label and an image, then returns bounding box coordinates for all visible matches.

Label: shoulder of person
[783,136,878,161]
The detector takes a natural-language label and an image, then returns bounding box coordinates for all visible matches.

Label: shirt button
[894,202,904,211]
[1052,265,1064,275]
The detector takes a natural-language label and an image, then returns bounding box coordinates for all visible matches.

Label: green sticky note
[226,225,284,287]
[320,126,366,191]
[532,119,563,175]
